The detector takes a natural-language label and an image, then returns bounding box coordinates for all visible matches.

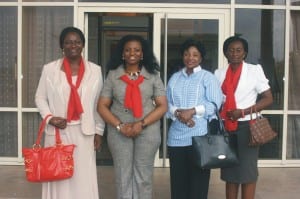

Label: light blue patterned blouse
[166,66,223,147]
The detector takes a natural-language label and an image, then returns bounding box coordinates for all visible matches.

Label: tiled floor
[1,165,300,199]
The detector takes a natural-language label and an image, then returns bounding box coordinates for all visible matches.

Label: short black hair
[180,38,206,58]
[223,35,248,56]
[59,27,85,49]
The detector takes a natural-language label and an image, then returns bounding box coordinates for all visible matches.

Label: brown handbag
[248,106,278,146]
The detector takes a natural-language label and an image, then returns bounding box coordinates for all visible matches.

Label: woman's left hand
[94,134,103,151]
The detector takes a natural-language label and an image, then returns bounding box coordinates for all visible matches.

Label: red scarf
[120,75,144,118]
[63,57,85,122]
[221,63,242,131]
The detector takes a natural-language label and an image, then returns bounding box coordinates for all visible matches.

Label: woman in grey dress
[97,35,167,199]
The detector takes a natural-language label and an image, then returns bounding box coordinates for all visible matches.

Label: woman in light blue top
[166,38,223,199]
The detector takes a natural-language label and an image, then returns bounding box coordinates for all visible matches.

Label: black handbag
[192,103,239,169]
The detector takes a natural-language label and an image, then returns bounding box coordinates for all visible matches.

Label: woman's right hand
[175,108,195,124]
[119,123,134,137]
[49,116,67,129]
[120,122,143,137]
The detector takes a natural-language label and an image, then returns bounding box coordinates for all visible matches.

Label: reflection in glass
[289,11,300,110]
[287,115,300,159]
[258,114,282,159]
[291,0,300,5]
[236,0,284,4]
[0,7,17,107]
[22,7,73,108]
[235,9,285,110]
[0,112,17,157]
[22,112,41,148]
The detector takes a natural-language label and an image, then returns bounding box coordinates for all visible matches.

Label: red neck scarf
[120,75,144,118]
[221,63,242,131]
[63,57,85,122]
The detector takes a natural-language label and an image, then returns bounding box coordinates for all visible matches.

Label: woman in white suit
[214,36,273,199]
[35,26,105,199]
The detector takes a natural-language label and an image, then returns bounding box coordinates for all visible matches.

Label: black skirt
[221,121,259,183]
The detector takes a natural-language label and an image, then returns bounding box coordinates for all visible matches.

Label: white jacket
[35,58,105,135]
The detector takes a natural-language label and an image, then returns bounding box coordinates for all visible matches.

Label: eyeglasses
[63,40,82,46]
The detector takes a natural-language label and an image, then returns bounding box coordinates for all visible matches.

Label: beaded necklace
[126,70,141,80]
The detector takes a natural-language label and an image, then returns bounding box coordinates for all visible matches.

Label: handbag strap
[35,114,62,146]
[210,102,227,135]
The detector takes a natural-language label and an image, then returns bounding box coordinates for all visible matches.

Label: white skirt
[42,124,99,199]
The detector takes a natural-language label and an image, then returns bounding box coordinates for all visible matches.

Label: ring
[186,122,191,126]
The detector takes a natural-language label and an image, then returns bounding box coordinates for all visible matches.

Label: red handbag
[22,115,76,182]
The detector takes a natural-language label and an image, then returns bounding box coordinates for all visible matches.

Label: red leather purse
[22,115,76,182]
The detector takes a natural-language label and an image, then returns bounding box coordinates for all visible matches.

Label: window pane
[289,11,300,110]
[236,0,285,4]
[22,112,41,148]
[235,9,285,110]
[258,115,282,159]
[0,7,17,107]
[22,7,73,108]
[291,0,300,5]
[0,112,17,157]
[287,115,300,159]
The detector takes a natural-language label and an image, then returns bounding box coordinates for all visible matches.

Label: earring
[62,49,65,56]
[141,57,143,60]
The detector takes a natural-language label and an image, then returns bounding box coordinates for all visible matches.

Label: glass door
[78,9,229,167]
[153,12,230,167]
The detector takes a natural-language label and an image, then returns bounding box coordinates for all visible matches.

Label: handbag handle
[34,114,62,148]
[209,102,227,135]
[249,105,259,120]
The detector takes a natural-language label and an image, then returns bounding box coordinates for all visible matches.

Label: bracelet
[116,123,123,132]
[241,109,245,118]
[140,119,147,129]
